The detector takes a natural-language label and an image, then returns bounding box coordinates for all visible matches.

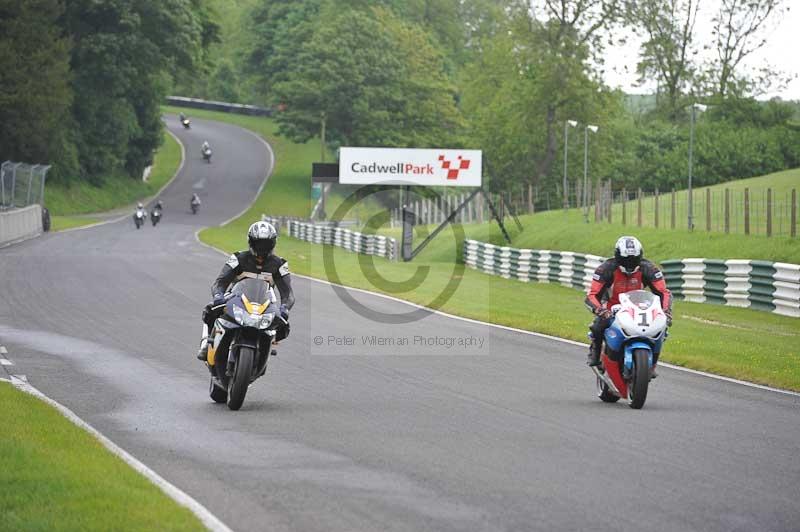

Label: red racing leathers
[585,259,672,363]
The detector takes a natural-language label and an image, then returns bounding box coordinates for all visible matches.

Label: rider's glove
[664,309,673,327]
[212,294,225,307]
[595,307,612,320]
[279,304,289,321]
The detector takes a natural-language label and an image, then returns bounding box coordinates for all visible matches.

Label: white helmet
[247,221,277,258]
[614,236,643,275]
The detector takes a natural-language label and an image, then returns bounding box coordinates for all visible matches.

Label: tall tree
[272,6,462,148]
[625,0,699,119]
[63,0,216,181]
[706,0,787,98]
[0,0,76,180]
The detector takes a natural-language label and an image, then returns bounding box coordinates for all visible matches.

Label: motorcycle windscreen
[623,290,658,309]
[229,278,271,306]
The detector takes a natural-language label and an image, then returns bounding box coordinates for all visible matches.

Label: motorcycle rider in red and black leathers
[585,236,672,374]
[197,221,294,360]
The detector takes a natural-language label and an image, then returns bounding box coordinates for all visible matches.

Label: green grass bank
[194,108,800,391]
[0,382,204,531]
[46,128,182,230]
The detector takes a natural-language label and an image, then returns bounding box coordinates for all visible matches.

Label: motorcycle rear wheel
[227,346,254,411]
[628,349,651,409]
[597,373,620,403]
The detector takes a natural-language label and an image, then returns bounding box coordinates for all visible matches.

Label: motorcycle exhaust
[592,366,624,398]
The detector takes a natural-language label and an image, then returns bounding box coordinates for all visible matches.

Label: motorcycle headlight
[259,312,274,329]
[232,306,261,327]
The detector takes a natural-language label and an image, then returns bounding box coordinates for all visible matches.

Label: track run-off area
[1,116,798,532]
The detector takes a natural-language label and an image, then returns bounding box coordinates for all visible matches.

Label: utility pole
[320,111,327,219]
[563,120,577,210]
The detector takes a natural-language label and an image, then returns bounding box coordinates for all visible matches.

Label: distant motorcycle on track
[202,146,212,163]
[182,118,191,129]
[151,208,162,226]
[133,208,146,229]
[590,290,668,409]
[204,278,284,410]
[190,194,201,214]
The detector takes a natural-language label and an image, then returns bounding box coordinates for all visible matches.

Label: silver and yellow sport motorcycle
[206,277,283,410]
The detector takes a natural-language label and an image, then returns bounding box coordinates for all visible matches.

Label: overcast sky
[601,1,799,101]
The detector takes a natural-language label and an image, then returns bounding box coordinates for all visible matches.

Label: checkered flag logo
[438,154,471,180]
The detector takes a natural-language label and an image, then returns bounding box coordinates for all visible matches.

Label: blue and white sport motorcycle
[591,290,668,409]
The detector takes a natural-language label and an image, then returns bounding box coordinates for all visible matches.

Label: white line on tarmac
[10,374,233,532]
[0,359,13,366]
[194,233,800,398]
[0,345,7,354]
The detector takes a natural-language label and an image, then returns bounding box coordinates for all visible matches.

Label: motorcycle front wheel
[628,349,651,409]
[227,346,254,411]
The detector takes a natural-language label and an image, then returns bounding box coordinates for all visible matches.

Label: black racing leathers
[204,250,294,341]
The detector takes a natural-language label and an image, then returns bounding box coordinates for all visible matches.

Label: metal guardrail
[263,215,396,261]
[463,239,800,318]
[661,259,800,317]
[166,96,272,117]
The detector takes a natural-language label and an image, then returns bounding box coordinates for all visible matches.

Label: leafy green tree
[0,0,77,181]
[272,6,462,148]
[63,0,217,182]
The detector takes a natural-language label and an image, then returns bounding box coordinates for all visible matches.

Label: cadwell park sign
[339,147,482,187]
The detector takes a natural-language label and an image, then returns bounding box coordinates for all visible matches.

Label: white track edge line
[57,124,187,234]
[9,376,233,532]
[186,124,799,400]
[218,126,276,227]
[194,237,800,398]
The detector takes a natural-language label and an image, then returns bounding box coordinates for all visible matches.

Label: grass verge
[46,128,182,229]
[193,109,800,391]
[0,382,204,531]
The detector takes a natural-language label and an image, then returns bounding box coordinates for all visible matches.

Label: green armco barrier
[465,240,800,318]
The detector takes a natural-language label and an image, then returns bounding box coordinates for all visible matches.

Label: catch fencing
[1,161,50,209]
[661,259,800,318]
[263,215,397,261]
[463,239,800,318]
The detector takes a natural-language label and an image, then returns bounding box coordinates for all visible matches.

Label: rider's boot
[197,336,211,361]
[650,352,660,379]
[586,339,601,366]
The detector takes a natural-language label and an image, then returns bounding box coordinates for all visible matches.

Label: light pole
[583,124,599,223]
[563,119,577,210]
[688,103,707,230]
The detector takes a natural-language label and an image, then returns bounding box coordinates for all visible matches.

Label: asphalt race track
[1,116,799,532]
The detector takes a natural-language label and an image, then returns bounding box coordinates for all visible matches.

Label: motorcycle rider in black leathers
[197,221,295,360]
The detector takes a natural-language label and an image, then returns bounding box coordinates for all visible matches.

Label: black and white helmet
[248,221,277,258]
[614,236,643,275]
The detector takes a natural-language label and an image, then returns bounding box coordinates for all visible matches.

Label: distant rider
[135,202,147,218]
[190,193,201,208]
[202,140,211,153]
[197,221,294,360]
[179,111,186,123]
[150,200,163,220]
[585,236,672,376]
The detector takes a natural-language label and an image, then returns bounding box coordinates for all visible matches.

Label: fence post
[606,181,612,223]
[724,189,730,234]
[792,189,797,238]
[767,188,772,237]
[527,183,533,214]
[622,188,626,225]
[654,188,659,228]
[744,188,750,235]
[671,189,676,229]
[594,181,600,222]
[706,188,711,232]
[637,188,642,227]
